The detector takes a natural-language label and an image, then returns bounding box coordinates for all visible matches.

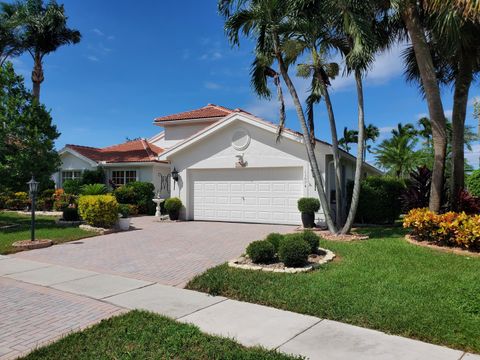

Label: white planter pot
[117,217,131,231]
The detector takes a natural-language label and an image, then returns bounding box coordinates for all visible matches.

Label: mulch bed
[295,227,369,241]
[405,234,480,257]
[12,239,53,250]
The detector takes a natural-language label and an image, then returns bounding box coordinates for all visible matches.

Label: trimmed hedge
[78,195,119,228]
[278,235,310,267]
[164,197,182,213]
[114,182,155,215]
[265,233,285,252]
[297,197,320,213]
[246,240,275,264]
[347,176,405,224]
[62,179,82,195]
[299,230,320,254]
[467,169,480,197]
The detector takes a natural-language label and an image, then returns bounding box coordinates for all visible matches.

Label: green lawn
[0,211,94,254]
[22,310,300,360]
[187,226,480,354]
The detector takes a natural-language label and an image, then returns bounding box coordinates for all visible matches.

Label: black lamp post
[27,176,39,242]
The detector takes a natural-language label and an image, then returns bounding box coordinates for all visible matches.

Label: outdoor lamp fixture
[171,168,179,190]
[27,176,39,242]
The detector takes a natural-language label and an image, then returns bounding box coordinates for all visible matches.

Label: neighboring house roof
[154,103,242,123]
[64,139,166,163]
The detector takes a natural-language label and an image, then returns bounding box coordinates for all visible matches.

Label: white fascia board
[148,131,165,143]
[153,117,221,127]
[158,113,303,160]
[99,161,169,167]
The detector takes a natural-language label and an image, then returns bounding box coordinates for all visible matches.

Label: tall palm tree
[8,0,80,101]
[374,123,420,177]
[220,0,338,233]
[339,127,358,153]
[0,3,23,66]
[390,0,448,212]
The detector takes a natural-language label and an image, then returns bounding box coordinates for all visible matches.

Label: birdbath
[152,197,165,217]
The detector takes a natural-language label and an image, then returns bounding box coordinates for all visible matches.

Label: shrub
[164,197,183,214]
[457,189,480,215]
[246,240,275,264]
[403,208,480,250]
[114,182,155,215]
[0,192,12,209]
[400,166,431,212]
[62,179,82,195]
[53,190,77,211]
[62,207,80,221]
[81,183,108,195]
[278,235,310,267]
[297,197,320,213]
[265,233,285,252]
[82,168,105,185]
[467,169,480,197]
[348,176,405,224]
[125,204,139,216]
[118,204,131,218]
[5,192,29,210]
[299,230,320,254]
[78,195,119,228]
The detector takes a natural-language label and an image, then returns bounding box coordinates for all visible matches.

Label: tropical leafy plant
[401,166,432,212]
[80,183,108,196]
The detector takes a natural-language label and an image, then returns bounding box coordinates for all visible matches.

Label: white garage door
[190,167,303,225]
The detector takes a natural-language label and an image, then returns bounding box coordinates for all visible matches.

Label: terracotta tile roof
[154,104,236,123]
[66,139,165,163]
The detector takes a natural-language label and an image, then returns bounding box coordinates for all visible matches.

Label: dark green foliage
[246,240,276,264]
[265,233,285,252]
[80,183,108,195]
[113,182,155,214]
[347,176,405,224]
[278,235,310,267]
[164,197,183,213]
[62,179,82,195]
[299,230,320,254]
[81,168,105,185]
[118,204,130,218]
[297,197,320,213]
[467,169,480,197]
[400,166,431,212]
[62,207,79,221]
[22,311,299,360]
[0,63,60,192]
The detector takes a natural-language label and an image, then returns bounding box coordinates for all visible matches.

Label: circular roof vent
[232,128,251,151]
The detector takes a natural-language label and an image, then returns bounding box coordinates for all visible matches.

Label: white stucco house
[55,104,381,225]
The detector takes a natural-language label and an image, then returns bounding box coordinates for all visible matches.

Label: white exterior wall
[161,123,214,148]
[54,152,97,187]
[167,121,325,221]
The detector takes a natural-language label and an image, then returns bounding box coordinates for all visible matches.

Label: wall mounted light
[171,168,179,189]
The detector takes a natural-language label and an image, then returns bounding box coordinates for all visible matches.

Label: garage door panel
[190,168,303,225]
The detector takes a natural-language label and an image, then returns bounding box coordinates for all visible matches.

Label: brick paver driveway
[14,217,294,286]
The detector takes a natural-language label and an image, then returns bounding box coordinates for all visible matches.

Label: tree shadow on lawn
[354,225,407,240]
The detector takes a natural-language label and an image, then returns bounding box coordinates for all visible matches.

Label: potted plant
[297,197,320,228]
[117,204,131,231]
[164,197,182,221]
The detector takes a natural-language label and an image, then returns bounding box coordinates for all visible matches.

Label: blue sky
[10,0,480,167]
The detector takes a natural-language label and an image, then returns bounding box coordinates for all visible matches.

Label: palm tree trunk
[341,70,365,234]
[31,51,44,101]
[322,82,343,227]
[272,35,337,233]
[402,1,447,212]
[451,53,473,208]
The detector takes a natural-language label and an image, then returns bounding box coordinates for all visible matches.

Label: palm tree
[219,0,338,233]
[8,0,80,101]
[364,124,379,159]
[0,3,23,66]
[339,127,358,153]
[394,0,448,212]
[374,123,419,178]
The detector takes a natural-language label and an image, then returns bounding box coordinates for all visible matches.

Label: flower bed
[403,208,480,251]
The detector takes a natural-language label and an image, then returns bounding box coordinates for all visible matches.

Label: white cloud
[444,109,453,119]
[87,55,99,62]
[204,81,222,90]
[107,35,115,41]
[92,28,104,36]
[468,96,480,107]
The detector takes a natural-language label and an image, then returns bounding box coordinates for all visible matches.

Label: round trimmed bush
[164,197,183,220]
[297,197,320,213]
[246,240,275,264]
[78,195,119,228]
[278,235,310,267]
[300,230,320,254]
[265,233,285,252]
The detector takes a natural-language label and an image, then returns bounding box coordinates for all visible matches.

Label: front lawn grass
[22,310,300,360]
[0,211,94,254]
[187,226,480,354]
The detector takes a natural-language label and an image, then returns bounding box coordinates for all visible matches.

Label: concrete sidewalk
[1,256,478,360]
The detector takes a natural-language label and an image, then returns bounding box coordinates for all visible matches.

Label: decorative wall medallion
[231,128,251,151]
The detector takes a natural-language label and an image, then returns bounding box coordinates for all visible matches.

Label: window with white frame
[111,170,137,185]
[61,170,82,184]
